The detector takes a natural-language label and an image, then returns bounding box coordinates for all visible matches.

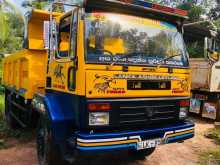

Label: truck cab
[3,0,194,164]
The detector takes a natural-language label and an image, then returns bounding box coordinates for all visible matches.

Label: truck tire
[130,147,156,160]
[37,116,64,165]
[5,95,18,129]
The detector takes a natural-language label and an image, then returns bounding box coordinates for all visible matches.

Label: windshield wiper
[157,54,182,65]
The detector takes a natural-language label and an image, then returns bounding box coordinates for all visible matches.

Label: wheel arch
[33,92,76,143]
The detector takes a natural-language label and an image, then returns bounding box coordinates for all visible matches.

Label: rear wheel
[37,116,64,165]
[5,94,18,129]
[130,147,156,160]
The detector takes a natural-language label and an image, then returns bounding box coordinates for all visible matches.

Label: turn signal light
[180,100,190,107]
[88,103,111,111]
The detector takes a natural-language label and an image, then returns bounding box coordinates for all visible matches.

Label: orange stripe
[77,139,139,147]
[166,129,194,138]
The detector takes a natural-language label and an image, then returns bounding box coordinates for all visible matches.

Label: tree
[0,8,10,44]
[0,0,24,54]
[177,2,205,22]
[22,0,49,10]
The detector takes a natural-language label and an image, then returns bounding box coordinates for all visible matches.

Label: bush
[0,94,33,149]
[200,128,220,164]
[199,149,220,165]
[0,94,4,120]
[205,128,220,144]
[0,86,4,95]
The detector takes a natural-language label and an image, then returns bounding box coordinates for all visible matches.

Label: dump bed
[3,50,47,99]
[190,58,211,90]
[190,58,220,92]
[2,10,61,99]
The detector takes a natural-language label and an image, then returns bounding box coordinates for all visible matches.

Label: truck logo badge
[93,74,116,93]
[54,64,65,84]
[146,108,154,117]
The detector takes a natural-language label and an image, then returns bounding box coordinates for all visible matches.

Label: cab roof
[84,0,188,21]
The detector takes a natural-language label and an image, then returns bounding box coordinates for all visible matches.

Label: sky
[7,0,26,14]
[9,0,24,10]
[6,0,78,14]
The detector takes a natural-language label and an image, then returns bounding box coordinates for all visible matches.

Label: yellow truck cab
[3,0,194,164]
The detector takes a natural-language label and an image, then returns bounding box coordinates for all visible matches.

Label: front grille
[86,98,185,131]
[114,100,180,127]
[119,105,176,124]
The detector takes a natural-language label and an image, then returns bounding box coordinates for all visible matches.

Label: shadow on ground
[77,152,144,165]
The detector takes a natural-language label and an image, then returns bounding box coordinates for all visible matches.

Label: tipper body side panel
[3,50,47,99]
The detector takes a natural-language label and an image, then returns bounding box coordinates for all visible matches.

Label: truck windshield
[85,12,188,67]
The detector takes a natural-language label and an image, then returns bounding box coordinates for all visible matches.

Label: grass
[205,128,220,145]
[0,94,4,116]
[199,149,220,165]
[199,128,220,165]
[0,94,34,149]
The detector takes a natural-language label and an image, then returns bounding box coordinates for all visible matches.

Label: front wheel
[36,116,64,165]
[129,147,156,160]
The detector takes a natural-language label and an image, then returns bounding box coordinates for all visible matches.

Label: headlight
[89,112,109,126]
[179,107,188,119]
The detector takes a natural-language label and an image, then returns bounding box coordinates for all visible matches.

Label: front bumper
[76,121,194,152]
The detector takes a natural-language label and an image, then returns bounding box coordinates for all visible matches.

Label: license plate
[136,139,161,150]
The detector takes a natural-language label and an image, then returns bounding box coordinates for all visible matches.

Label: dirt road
[0,118,218,165]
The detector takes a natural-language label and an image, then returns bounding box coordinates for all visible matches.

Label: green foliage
[22,0,49,10]
[0,95,34,150]
[177,3,205,22]
[199,149,220,165]
[52,3,64,13]
[22,0,63,12]
[188,5,205,22]
[200,127,220,165]
[32,1,48,9]
[0,95,4,117]
[215,19,220,28]
[0,2,24,54]
[187,41,204,58]
[0,11,10,43]
[208,0,220,20]
[0,139,6,149]
[205,128,220,144]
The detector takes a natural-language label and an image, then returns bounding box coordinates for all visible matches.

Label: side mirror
[50,20,61,58]
[204,37,219,62]
[205,37,215,54]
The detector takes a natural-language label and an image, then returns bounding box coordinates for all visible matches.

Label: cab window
[59,15,71,57]
[58,11,77,58]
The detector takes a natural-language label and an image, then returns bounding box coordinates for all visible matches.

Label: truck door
[46,9,78,92]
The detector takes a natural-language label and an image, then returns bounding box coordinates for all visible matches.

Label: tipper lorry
[185,24,220,122]
[3,0,194,164]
